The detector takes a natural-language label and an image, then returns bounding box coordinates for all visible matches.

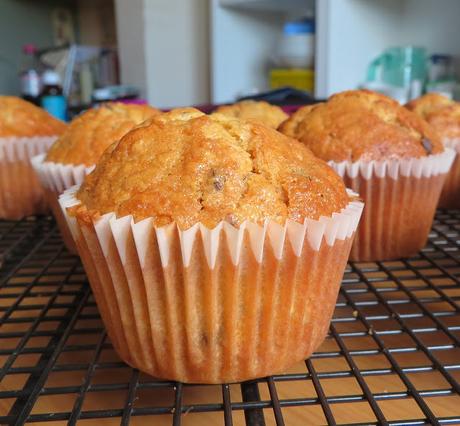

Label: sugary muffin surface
[214,100,289,129]
[76,108,349,229]
[45,103,161,166]
[406,93,460,140]
[0,96,66,138]
[279,90,443,162]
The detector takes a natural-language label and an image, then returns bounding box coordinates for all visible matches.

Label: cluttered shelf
[0,211,459,425]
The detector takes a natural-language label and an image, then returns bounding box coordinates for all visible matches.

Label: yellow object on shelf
[269,68,314,92]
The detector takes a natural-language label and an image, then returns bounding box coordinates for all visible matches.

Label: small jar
[275,19,315,69]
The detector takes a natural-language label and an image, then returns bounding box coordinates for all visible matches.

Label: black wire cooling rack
[0,212,459,426]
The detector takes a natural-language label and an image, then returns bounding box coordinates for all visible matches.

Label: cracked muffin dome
[45,103,161,166]
[278,90,444,162]
[0,96,66,137]
[406,93,460,140]
[76,108,349,229]
[214,100,289,129]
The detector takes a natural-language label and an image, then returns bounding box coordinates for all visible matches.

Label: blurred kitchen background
[1,0,460,116]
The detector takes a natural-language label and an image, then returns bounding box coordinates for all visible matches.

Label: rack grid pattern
[0,212,459,425]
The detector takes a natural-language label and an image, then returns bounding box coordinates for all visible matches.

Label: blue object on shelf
[283,19,315,35]
[41,95,67,121]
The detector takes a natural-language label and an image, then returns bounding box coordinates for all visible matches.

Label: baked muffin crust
[406,93,460,140]
[214,100,288,129]
[46,103,161,166]
[405,93,453,116]
[76,108,349,229]
[279,90,443,162]
[278,104,318,138]
[0,96,66,137]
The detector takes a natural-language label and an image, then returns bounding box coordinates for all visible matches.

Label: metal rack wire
[0,212,459,425]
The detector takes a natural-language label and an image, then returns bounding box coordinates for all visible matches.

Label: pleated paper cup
[0,136,57,219]
[330,148,455,262]
[31,154,94,253]
[438,139,460,209]
[59,185,364,384]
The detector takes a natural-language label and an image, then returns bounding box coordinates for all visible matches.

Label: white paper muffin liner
[0,136,56,163]
[443,138,460,152]
[0,136,57,219]
[58,185,364,383]
[31,154,94,253]
[328,149,455,261]
[60,186,364,264]
[31,153,94,193]
[329,148,455,180]
[438,139,460,208]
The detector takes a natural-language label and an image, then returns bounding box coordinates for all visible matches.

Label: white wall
[317,0,460,98]
[115,0,210,108]
[143,0,210,108]
[114,0,148,98]
[211,1,285,103]
[400,0,460,58]
[316,0,403,98]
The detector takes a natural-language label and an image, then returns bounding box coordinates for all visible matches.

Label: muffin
[214,100,288,128]
[59,108,364,383]
[32,102,160,253]
[0,96,66,219]
[279,90,455,261]
[406,93,460,208]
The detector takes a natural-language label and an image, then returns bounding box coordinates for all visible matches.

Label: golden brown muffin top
[76,108,349,229]
[278,90,443,162]
[45,103,161,166]
[214,100,289,129]
[0,96,66,138]
[406,93,460,140]
[278,104,318,138]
